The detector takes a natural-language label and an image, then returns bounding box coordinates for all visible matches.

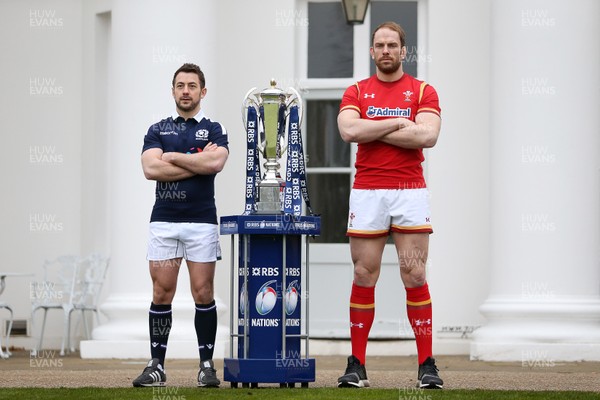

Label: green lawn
[0,388,597,400]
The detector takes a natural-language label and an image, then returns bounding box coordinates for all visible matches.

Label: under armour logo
[350,322,364,328]
[414,319,431,326]
[364,93,375,98]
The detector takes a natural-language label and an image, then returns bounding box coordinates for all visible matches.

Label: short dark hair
[371,21,406,48]
[172,63,205,88]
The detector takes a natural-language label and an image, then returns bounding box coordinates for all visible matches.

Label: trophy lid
[259,79,286,101]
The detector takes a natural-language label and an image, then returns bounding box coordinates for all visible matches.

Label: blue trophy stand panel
[220,214,320,387]
[220,214,320,236]
[224,358,316,384]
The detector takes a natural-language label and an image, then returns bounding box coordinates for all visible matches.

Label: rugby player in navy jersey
[133,63,228,388]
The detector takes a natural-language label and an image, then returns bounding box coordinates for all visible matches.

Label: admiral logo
[159,131,178,136]
[195,129,209,140]
[366,106,411,118]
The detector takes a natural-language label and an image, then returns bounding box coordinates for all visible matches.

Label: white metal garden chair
[30,255,84,356]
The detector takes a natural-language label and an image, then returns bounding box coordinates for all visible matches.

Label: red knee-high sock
[406,282,433,365]
[349,283,375,365]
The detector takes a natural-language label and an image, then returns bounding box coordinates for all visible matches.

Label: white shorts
[347,189,432,237]
[147,222,222,262]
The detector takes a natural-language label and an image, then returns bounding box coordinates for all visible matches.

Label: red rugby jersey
[340,73,441,189]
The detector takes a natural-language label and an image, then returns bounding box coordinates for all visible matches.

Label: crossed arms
[338,109,441,149]
[142,143,229,182]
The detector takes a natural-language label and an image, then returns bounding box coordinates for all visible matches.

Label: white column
[81,0,228,359]
[471,0,600,361]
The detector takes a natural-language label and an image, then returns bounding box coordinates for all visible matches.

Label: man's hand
[381,112,441,149]
[141,148,196,182]
[162,142,228,175]
[202,142,218,152]
[162,142,219,163]
[397,117,416,129]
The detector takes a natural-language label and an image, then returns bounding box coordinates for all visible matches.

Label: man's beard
[376,58,401,74]
[176,98,200,113]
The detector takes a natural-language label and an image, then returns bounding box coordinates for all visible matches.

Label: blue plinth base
[224,358,316,384]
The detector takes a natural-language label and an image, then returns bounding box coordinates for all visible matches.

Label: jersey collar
[172,109,206,123]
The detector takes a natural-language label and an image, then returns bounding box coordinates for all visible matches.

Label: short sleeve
[339,83,361,115]
[209,122,229,151]
[142,124,163,154]
[417,83,441,117]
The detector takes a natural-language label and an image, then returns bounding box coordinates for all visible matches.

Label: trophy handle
[277,86,303,156]
[242,87,266,156]
[241,87,258,129]
[286,86,303,125]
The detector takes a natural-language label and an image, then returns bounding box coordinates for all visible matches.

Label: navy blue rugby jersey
[142,110,229,224]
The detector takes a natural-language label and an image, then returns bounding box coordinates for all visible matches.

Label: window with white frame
[300,0,421,243]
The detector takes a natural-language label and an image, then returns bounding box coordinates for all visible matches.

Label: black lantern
[341,0,370,25]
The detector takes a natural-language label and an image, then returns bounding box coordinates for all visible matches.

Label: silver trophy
[242,80,303,214]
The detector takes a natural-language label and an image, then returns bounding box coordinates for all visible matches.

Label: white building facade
[1,0,598,361]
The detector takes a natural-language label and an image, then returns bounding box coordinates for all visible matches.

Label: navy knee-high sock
[149,303,172,366]
[194,301,217,361]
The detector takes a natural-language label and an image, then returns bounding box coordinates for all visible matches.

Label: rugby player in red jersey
[337,22,443,390]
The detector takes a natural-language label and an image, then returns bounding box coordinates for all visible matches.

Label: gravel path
[1,351,599,391]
